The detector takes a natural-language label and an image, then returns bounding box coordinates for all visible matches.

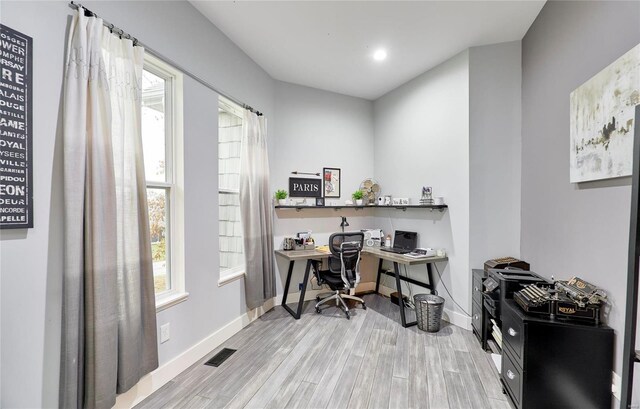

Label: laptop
[380,230,418,254]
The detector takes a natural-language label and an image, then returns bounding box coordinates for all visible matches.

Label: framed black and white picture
[323,167,340,198]
[315,197,325,206]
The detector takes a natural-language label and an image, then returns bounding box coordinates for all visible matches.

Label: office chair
[313,232,366,319]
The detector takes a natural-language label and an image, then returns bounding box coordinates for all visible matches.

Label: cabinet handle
[474,286,479,292]
[474,314,479,320]
[508,327,517,337]
[507,370,516,380]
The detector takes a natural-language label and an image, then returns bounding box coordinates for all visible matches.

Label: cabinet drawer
[472,274,483,305]
[471,300,483,334]
[502,348,523,408]
[502,304,524,363]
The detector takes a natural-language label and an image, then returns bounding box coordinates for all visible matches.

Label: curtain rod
[67,1,263,116]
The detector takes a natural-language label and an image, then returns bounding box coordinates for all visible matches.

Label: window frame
[218,97,246,286]
[143,53,186,311]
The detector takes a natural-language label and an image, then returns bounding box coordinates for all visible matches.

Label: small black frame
[315,197,325,206]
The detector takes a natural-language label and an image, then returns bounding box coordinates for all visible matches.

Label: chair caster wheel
[362,303,367,310]
[315,307,321,314]
[345,312,350,319]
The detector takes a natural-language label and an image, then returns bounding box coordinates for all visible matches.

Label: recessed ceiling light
[373,49,387,62]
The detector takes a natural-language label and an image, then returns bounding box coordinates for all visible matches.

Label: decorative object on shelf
[392,197,410,205]
[436,249,446,257]
[345,199,353,206]
[275,189,288,206]
[420,186,434,205]
[323,167,341,198]
[291,170,321,176]
[315,197,325,206]
[289,177,321,198]
[377,197,384,205]
[352,190,364,206]
[383,195,392,206]
[340,216,349,233]
[359,178,380,205]
[0,24,33,229]
[434,196,445,205]
[570,43,640,183]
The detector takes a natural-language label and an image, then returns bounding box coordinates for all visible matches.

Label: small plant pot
[278,199,287,206]
[355,199,363,206]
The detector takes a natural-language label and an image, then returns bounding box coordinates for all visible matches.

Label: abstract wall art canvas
[570,43,640,183]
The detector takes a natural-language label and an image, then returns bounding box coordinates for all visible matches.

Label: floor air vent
[204,348,237,367]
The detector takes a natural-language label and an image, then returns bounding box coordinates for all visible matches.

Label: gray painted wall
[521,0,640,385]
[469,42,522,270]
[0,1,275,407]
[373,51,471,322]
[271,81,376,292]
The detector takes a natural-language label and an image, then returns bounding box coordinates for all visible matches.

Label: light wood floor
[135,294,510,409]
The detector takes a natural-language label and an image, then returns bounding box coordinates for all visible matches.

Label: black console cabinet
[501,300,614,409]
[471,269,488,350]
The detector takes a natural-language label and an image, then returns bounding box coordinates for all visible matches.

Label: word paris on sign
[289,177,322,198]
[0,24,33,229]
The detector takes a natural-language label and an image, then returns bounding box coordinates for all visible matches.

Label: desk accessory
[383,195,392,205]
[362,229,383,247]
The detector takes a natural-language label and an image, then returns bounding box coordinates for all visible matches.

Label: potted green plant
[275,189,288,206]
[352,190,364,206]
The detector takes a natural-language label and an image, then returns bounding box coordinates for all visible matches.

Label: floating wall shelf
[274,204,448,213]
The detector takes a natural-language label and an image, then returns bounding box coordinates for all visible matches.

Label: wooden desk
[364,247,447,328]
[275,249,329,319]
[274,248,448,327]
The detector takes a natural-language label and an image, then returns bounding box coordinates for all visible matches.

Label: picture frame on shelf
[315,197,325,206]
[323,167,341,198]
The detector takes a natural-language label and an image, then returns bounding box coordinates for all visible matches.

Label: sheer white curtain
[239,111,275,309]
[61,10,158,409]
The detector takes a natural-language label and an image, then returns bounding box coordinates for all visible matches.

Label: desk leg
[281,259,312,319]
[281,260,298,319]
[296,260,313,318]
[427,263,438,295]
[393,262,417,328]
[375,259,384,293]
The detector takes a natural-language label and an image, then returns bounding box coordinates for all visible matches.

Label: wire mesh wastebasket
[414,294,445,332]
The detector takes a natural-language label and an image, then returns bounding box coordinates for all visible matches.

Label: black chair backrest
[328,232,364,273]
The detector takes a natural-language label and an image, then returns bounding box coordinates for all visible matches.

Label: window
[218,97,245,285]
[141,53,185,310]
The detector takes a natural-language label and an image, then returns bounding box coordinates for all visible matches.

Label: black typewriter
[514,277,607,324]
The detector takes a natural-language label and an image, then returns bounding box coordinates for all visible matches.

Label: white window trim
[218,97,245,287]
[218,265,246,287]
[144,53,187,312]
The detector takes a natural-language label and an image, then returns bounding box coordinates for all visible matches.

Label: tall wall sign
[0,25,33,228]
[289,177,322,198]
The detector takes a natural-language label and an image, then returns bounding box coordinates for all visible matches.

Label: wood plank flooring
[135,294,509,409]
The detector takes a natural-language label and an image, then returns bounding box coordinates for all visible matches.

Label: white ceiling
[191,1,545,100]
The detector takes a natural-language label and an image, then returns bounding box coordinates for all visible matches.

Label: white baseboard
[113,298,276,409]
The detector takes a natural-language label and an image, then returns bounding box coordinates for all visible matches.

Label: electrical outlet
[612,370,621,400]
[160,323,170,344]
